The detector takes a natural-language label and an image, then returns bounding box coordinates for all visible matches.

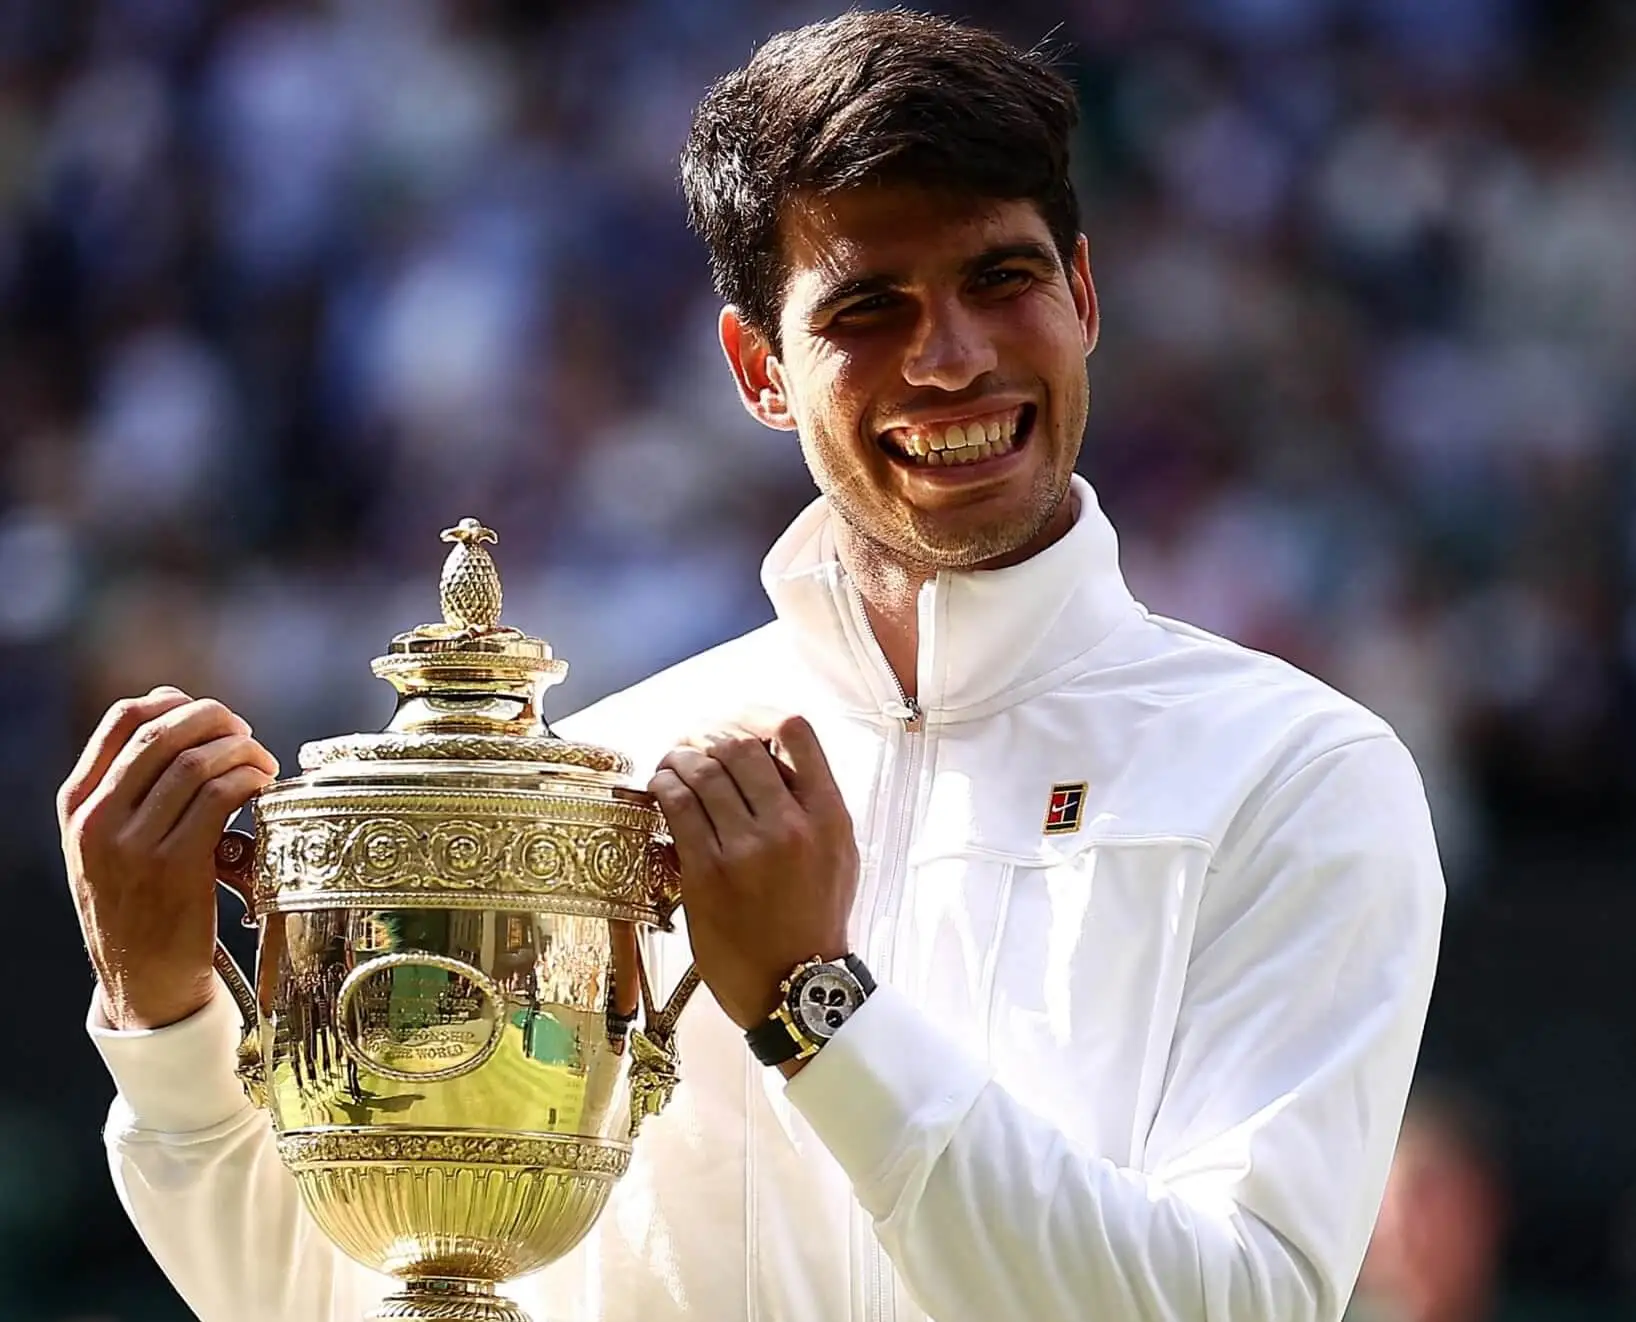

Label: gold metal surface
[211,517,699,1322]
[296,735,630,773]
[251,781,679,925]
[439,519,504,633]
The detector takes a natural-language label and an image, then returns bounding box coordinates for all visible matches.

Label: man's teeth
[889,412,1022,466]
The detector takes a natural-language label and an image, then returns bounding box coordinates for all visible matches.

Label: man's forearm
[786,985,1338,1322]
[93,979,380,1322]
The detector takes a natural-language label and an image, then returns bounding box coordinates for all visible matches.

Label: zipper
[849,582,923,731]
[868,719,923,1322]
[845,582,925,975]
[845,580,929,1322]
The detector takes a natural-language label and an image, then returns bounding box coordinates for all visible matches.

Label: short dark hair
[681,10,1081,339]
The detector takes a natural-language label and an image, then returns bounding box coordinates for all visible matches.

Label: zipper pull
[884,697,923,730]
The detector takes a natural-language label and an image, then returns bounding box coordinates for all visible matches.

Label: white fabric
[89,476,1444,1322]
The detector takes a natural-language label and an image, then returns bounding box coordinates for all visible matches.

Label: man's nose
[901,299,998,392]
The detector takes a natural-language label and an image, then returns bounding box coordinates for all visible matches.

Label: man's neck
[836,526,929,701]
[832,490,1081,703]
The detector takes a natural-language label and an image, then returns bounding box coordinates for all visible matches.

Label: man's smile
[875,403,1036,469]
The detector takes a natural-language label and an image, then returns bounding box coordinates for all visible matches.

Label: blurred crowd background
[2,0,1634,1318]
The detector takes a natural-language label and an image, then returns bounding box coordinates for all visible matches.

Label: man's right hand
[58,686,280,1031]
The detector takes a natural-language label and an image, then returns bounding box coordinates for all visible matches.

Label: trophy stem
[369,1277,530,1322]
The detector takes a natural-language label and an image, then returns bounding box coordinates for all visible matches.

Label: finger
[710,705,798,763]
[161,763,277,865]
[758,715,843,817]
[693,731,795,819]
[718,709,823,777]
[58,688,193,826]
[102,698,254,812]
[648,767,721,860]
[657,747,756,837]
[126,735,281,848]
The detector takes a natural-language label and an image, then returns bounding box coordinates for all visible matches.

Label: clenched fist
[58,686,279,1031]
[648,712,858,1056]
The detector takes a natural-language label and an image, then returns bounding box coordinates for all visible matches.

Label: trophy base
[370,1277,529,1322]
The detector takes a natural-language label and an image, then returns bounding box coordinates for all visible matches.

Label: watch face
[788,964,866,1042]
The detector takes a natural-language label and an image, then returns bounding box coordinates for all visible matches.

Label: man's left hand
[649,712,859,1035]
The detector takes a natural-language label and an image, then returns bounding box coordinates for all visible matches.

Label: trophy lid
[297,518,630,777]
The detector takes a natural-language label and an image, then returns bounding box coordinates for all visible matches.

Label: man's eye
[836,293,897,319]
[975,268,1031,291]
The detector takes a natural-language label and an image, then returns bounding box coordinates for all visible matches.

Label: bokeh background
[2,0,1634,1319]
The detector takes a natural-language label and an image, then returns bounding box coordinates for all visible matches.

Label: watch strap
[745,1012,803,1066]
[842,953,876,995]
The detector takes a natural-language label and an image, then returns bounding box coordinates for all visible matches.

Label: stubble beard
[903,468,1069,569]
[828,460,1071,577]
[808,388,1085,576]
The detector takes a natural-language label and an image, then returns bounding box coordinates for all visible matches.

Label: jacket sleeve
[89,977,388,1322]
[786,732,1445,1322]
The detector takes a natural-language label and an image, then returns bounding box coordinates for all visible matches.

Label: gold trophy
[210,518,700,1322]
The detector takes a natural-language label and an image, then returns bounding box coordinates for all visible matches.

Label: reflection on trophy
[210,517,700,1322]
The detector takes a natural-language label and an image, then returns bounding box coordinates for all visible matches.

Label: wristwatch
[745,954,876,1067]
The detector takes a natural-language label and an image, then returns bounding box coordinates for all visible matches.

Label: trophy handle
[213,828,268,1106]
[624,937,702,1136]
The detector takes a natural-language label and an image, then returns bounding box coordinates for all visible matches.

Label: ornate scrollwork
[647,839,682,925]
[263,819,648,900]
[279,1129,632,1179]
[254,788,672,920]
[513,824,568,883]
[350,820,423,883]
[299,734,629,774]
[292,820,345,879]
[424,822,499,884]
[584,828,641,892]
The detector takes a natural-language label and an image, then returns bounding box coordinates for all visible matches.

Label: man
[61,12,1443,1322]
[1348,1087,1511,1322]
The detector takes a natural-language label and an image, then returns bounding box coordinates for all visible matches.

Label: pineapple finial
[438,518,502,632]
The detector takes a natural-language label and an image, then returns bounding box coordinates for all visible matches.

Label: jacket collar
[760,475,1138,724]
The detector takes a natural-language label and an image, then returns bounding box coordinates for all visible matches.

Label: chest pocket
[896,835,1210,1169]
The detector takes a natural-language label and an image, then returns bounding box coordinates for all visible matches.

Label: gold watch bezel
[772,955,828,1058]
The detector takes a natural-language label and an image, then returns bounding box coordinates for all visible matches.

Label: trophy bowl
[210,519,698,1322]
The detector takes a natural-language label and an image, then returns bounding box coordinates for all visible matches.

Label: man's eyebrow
[809,241,1063,316]
[809,273,902,319]
[962,241,1060,275]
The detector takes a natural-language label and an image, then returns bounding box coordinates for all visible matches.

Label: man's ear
[720,306,798,432]
[1071,235,1100,357]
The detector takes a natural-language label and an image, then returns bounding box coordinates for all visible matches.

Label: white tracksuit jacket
[90,477,1444,1322]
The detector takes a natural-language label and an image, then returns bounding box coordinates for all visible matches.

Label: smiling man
[755,189,1087,570]
[70,12,1443,1322]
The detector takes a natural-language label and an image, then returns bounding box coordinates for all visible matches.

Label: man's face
[724,186,1098,571]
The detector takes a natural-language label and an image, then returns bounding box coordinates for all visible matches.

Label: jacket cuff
[784,983,992,1215]
[88,977,255,1135]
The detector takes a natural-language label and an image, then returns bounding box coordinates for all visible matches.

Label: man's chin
[904,515,1045,572]
[898,478,1074,566]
